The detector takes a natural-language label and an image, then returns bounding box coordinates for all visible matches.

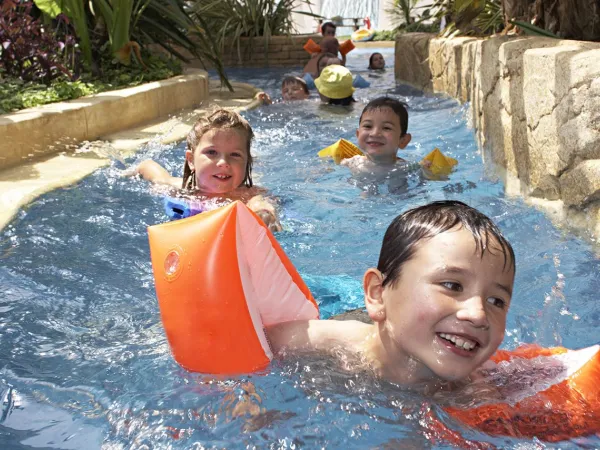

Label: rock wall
[395,33,600,239]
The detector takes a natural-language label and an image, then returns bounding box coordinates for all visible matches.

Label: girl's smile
[186,129,249,195]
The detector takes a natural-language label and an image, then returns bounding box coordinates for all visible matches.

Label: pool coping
[0,77,262,232]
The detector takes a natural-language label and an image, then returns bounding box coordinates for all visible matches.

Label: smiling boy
[267,200,515,387]
[341,97,412,175]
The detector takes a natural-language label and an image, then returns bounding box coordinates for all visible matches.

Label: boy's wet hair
[368,52,383,69]
[321,22,336,35]
[320,36,340,54]
[183,108,254,189]
[281,76,309,95]
[378,200,516,288]
[360,97,409,136]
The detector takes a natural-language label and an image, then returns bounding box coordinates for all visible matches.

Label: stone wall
[187,34,317,69]
[395,33,600,238]
[0,70,209,170]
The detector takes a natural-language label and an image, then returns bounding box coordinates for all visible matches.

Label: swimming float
[148,201,318,374]
[318,138,363,164]
[351,28,375,42]
[148,202,600,441]
[421,147,458,177]
[303,38,355,56]
[440,344,600,443]
[163,196,205,220]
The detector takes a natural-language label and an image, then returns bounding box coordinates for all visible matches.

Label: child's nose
[456,296,489,329]
[216,156,230,167]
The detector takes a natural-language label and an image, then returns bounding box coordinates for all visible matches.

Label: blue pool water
[1,47,599,449]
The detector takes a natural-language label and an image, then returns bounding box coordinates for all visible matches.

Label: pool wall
[395,33,600,239]
[0,69,209,171]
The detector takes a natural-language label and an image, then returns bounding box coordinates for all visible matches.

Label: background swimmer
[315,65,356,106]
[131,109,282,231]
[281,76,309,101]
[267,200,515,389]
[368,52,385,70]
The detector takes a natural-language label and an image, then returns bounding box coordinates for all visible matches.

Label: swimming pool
[0,47,598,449]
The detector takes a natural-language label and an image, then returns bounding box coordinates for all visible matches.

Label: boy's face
[282,82,308,101]
[322,25,336,37]
[186,129,248,194]
[377,227,514,382]
[356,107,410,161]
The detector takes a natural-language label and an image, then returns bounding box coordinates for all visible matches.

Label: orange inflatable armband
[339,40,355,56]
[148,201,318,374]
[303,39,321,54]
[444,344,600,442]
[318,138,363,164]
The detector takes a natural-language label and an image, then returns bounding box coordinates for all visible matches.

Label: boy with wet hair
[267,200,516,387]
[281,76,309,101]
[341,96,411,175]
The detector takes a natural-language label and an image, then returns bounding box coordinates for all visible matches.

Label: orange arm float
[148,201,318,374]
[303,39,321,54]
[339,40,355,56]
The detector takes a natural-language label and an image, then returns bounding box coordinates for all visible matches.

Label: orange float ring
[148,201,318,374]
[148,202,600,441]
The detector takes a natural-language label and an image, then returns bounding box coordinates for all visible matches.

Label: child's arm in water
[131,160,181,188]
[266,319,368,355]
[246,194,282,232]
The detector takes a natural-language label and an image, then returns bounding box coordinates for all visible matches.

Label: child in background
[303,37,346,78]
[267,200,515,388]
[321,21,337,37]
[132,109,282,232]
[315,65,356,106]
[368,52,386,70]
[281,76,310,101]
[341,97,411,174]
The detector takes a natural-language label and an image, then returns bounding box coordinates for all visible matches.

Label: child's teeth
[439,333,477,351]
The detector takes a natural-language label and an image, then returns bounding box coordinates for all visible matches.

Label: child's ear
[356,128,360,140]
[398,133,412,149]
[363,268,386,322]
[185,150,195,170]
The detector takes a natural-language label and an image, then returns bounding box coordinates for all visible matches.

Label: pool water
[0,47,598,449]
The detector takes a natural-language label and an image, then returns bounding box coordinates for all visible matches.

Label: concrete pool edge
[0,79,262,232]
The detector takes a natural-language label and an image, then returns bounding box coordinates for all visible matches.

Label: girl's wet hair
[360,97,409,136]
[378,200,516,288]
[183,108,254,190]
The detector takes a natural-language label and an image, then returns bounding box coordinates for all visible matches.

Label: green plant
[509,19,559,38]
[190,0,317,62]
[32,0,229,86]
[0,0,75,83]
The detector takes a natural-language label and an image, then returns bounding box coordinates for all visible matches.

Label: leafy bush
[190,0,315,59]
[0,0,76,84]
[0,53,182,114]
[372,30,397,41]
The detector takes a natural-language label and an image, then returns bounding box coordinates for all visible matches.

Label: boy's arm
[134,160,182,188]
[266,319,354,354]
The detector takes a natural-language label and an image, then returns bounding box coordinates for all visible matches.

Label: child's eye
[231,152,243,158]
[440,281,462,292]
[486,297,507,309]
[204,149,217,156]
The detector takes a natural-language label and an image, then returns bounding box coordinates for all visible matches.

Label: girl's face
[368,227,514,383]
[371,53,385,70]
[186,129,249,194]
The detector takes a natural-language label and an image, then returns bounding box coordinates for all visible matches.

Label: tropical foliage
[189,0,317,61]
